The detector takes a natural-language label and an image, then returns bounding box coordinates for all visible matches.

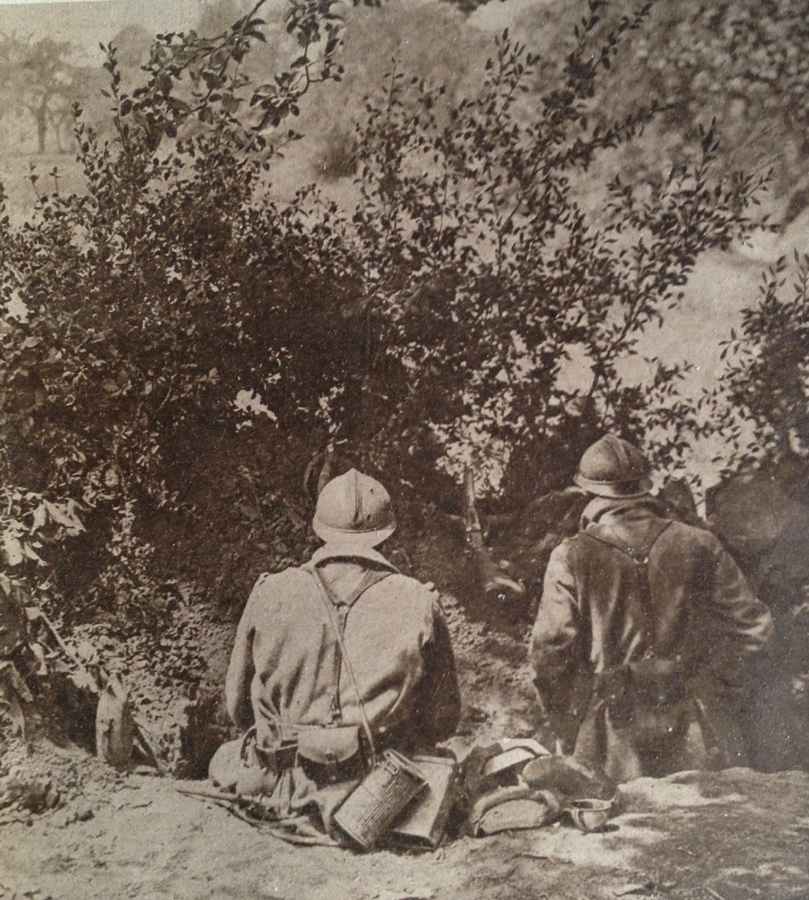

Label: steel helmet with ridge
[313,468,396,547]
[574,434,653,499]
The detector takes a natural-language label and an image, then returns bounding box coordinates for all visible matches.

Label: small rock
[614,884,656,897]
[73,805,94,823]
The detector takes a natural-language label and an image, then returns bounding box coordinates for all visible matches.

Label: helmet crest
[313,468,396,547]
[574,434,653,498]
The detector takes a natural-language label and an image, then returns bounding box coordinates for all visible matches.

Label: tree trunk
[36,105,47,154]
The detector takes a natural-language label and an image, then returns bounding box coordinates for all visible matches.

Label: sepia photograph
[0,0,808,897]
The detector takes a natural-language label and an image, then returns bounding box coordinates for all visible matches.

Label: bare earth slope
[1,762,808,900]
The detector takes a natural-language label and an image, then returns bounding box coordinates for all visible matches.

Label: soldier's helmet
[313,468,396,547]
[574,434,653,499]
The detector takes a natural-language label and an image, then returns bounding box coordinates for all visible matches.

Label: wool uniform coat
[226,544,460,751]
[211,543,461,821]
[531,496,773,782]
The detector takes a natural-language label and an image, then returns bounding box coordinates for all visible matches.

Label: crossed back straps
[583,518,672,566]
[301,560,395,764]
[583,518,673,654]
[302,562,393,609]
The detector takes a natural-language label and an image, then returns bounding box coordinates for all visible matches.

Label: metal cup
[567,798,612,833]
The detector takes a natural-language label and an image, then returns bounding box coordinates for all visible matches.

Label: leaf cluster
[708,253,809,475]
[0,0,774,634]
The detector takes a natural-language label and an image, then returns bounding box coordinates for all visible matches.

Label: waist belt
[595,658,689,706]
[256,722,406,773]
[254,724,355,771]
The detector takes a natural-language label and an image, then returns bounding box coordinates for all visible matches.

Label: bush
[335,8,769,493]
[711,253,809,473]
[0,0,771,638]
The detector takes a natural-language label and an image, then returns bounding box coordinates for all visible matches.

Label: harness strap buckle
[255,737,298,772]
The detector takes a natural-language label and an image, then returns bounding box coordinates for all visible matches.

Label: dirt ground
[1,747,808,900]
[3,520,809,900]
[2,571,809,900]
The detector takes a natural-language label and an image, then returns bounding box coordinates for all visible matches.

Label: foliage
[0,0,353,618]
[0,0,773,646]
[330,6,770,493]
[652,3,809,154]
[600,0,809,200]
[493,0,809,211]
[710,254,809,473]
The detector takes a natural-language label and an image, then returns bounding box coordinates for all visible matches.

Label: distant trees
[0,35,91,153]
[621,2,809,194]
[632,1,809,202]
[484,0,809,210]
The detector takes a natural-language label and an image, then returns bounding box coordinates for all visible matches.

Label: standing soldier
[209,468,461,835]
[530,434,773,782]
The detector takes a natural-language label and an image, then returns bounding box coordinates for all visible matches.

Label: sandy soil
[4,563,807,900]
[1,756,808,900]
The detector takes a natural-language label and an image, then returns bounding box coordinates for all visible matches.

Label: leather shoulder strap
[584,518,672,565]
[583,519,672,651]
[303,564,387,764]
[302,563,392,609]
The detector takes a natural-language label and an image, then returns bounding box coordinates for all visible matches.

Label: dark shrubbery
[711,253,809,473]
[0,0,773,683]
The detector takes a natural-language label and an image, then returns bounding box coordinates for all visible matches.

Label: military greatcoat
[210,543,460,823]
[531,495,773,782]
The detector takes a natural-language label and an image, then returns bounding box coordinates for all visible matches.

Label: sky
[0,0,204,61]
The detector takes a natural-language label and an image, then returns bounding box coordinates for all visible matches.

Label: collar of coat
[580,494,668,534]
[310,543,400,572]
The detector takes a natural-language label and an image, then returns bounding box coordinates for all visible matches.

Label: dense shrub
[710,254,809,473]
[0,0,771,632]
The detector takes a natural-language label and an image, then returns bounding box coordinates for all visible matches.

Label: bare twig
[706,888,728,900]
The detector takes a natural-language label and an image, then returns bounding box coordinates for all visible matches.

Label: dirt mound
[1,759,808,900]
[0,736,122,827]
[45,594,239,780]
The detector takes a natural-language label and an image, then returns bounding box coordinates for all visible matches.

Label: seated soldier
[209,468,461,835]
[531,434,774,782]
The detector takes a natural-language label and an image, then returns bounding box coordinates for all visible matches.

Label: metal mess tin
[334,749,427,850]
